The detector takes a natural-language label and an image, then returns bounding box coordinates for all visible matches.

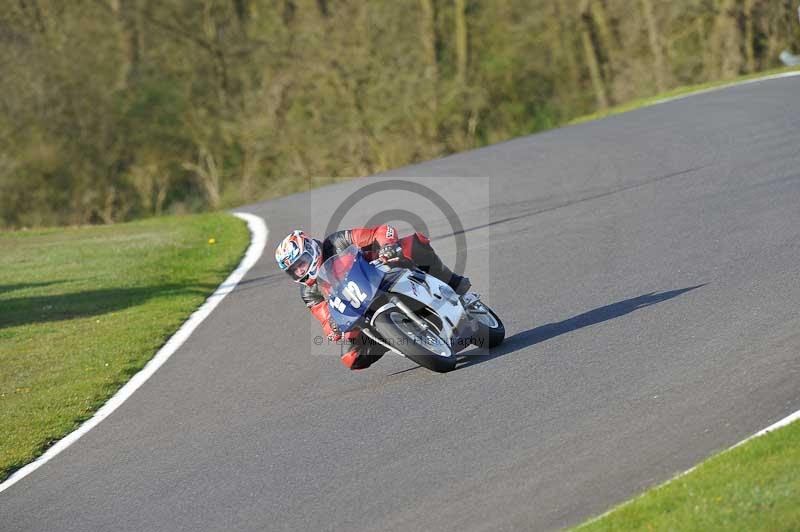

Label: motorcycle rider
[275,226,470,370]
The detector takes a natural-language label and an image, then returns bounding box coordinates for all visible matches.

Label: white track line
[0,212,268,494]
[736,409,800,446]
[651,70,800,106]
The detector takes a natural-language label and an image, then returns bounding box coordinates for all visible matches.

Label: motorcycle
[317,244,505,372]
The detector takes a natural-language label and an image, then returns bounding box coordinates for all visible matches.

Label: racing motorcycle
[317,244,505,372]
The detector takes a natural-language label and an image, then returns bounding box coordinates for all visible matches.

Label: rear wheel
[372,310,457,373]
[469,300,505,349]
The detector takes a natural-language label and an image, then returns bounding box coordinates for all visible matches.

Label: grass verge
[568,66,800,126]
[0,212,250,482]
[575,420,800,531]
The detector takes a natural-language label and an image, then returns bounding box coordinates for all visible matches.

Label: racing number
[330,296,346,313]
[344,281,368,308]
[330,281,368,312]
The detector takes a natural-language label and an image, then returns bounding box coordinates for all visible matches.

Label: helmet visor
[287,251,314,281]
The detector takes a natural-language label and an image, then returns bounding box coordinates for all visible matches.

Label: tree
[1,0,797,228]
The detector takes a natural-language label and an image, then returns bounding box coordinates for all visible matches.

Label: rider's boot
[461,291,481,308]
[437,265,471,296]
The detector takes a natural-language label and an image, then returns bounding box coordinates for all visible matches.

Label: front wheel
[371,310,457,373]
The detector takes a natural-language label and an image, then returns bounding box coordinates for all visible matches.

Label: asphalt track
[2,76,800,531]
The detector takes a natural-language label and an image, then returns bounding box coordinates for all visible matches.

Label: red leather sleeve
[309,300,335,337]
[350,225,398,248]
[340,349,360,368]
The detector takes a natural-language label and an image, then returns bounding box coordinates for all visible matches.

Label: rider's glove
[329,329,360,343]
[378,243,404,264]
[327,319,342,342]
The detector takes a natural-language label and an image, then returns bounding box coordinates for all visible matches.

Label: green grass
[0,212,249,482]
[568,66,800,126]
[575,420,800,531]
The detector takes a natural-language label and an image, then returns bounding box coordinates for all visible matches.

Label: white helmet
[275,230,323,286]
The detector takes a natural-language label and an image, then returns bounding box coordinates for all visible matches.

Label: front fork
[390,296,429,331]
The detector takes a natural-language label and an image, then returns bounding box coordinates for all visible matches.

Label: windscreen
[317,244,359,297]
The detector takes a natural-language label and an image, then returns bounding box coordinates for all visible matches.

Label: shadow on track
[456,284,706,370]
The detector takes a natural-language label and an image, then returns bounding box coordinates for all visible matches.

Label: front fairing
[379,269,474,349]
[318,245,385,332]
